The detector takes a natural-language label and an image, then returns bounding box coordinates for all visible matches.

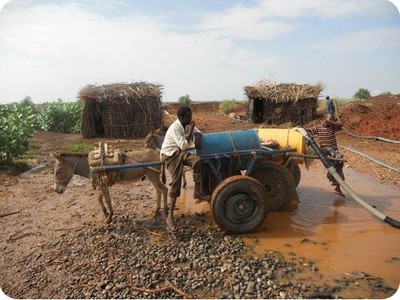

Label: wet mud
[177,163,400,289]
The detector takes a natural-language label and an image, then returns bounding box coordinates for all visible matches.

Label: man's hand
[324,118,343,129]
[194,132,202,149]
[186,121,196,142]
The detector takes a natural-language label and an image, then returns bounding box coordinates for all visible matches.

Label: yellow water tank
[257,128,306,155]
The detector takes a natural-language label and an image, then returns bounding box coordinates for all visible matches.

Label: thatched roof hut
[80,82,163,138]
[244,82,323,125]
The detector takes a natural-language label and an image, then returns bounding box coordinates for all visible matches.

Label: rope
[226,131,241,167]
[91,142,123,188]
[284,124,291,148]
[226,132,238,152]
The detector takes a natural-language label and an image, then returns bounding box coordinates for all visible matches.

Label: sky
[0,0,399,104]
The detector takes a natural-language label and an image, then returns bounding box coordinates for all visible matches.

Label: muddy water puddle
[176,164,400,288]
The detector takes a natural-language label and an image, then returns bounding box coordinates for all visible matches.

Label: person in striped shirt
[308,113,345,197]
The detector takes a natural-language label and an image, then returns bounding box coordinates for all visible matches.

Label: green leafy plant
[36,100,82,133]
[0,103,36,162]
[0,98,84,164]
[353,88,371,100]
[178,94,192,105]
[219,99,238,114]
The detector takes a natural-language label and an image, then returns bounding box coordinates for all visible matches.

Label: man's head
[326,96,330,100]
[323,113,333,127]
[325,113,333,121]
[177,106,192,126]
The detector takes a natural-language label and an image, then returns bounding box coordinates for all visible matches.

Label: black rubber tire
[211,175,270,234]
[287,161,301,187]
[209,170,242,193]
[251,162,296,211]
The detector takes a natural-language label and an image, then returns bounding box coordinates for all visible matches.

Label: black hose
[295,127,400,229]
[384,216,400,228]
[333,99,400,144]
[342,127,400,144]
[301,130,333,169]
[340,145,400,174]
[332,100,400,173]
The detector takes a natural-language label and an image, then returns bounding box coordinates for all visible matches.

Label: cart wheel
[287,161,301,187]
[251,162,296,211]
[211,175,270,234]
[209,170,242,194]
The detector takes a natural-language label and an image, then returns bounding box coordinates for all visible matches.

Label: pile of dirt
[339,95,400,140]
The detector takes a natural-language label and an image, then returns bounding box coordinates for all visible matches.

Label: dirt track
[0,99,399,298]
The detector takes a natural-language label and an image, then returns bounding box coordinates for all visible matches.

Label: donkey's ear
[49,150,62,161]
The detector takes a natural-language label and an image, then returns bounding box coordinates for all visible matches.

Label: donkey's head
[49,150,76,194]
[144,128,166,150]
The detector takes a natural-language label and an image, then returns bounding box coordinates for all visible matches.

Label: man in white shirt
[161,106,210,230]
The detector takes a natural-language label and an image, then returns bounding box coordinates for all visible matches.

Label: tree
[178,94,192,105]
[20,96,37,113]
[353,88,371,100]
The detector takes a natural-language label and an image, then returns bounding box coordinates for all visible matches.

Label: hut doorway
[94,103,104,135]
[253,99,264,124]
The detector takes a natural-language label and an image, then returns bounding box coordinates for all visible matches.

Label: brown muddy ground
[0,98,399,298]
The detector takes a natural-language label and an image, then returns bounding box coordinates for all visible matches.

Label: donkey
[144,128,188,187]
[50,149,168,224]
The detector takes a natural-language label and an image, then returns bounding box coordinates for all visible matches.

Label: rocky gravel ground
[2,210,396,299]
[337,134,400,187]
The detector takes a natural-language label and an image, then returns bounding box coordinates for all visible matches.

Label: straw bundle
[80,82,162,102]
[244,82,322,103]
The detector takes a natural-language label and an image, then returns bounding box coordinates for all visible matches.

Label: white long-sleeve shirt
[160,119,200,157]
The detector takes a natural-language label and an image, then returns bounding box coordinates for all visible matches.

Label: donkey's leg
[154,189,161,217]
[166,196,176,231]
[182,169,187,188]
[148,172,168,218]
[160,181,168,215]
[97,192,109,218]
[149,177,161,217]
[100,186,113,223]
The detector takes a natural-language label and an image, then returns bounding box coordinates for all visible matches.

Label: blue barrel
[197,129,261,156]
[197,130,261,172]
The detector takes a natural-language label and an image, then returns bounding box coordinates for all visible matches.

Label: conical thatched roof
[244,82,322,102]
[79,82,163,102]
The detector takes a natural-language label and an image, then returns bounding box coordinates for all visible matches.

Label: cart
[91,129,305,234]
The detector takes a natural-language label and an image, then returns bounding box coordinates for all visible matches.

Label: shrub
[353,88,371,100]
[0,103,36,162]
[36,100,82,133]
[219,99,238,114]
[178,94,192,105]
